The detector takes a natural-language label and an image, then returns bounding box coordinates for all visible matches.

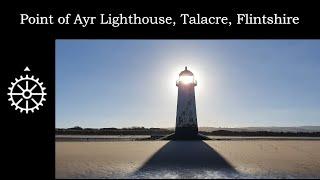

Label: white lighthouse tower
[163,66,209,140]
[175,66,198,136]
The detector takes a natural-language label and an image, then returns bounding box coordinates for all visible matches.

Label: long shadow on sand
[133,141,238,178]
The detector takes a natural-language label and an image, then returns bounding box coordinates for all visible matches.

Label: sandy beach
[56,140,320,179]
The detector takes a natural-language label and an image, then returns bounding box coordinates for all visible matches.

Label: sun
[168,65,204,97]
[176,66,196,85]
[179,75,194,84]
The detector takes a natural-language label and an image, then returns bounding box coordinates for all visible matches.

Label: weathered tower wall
[175,82,198,136]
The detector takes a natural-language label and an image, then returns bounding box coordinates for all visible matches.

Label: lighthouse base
[160,127,211,140]
[161,132,211,140]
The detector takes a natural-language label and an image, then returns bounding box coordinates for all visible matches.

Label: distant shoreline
[56,127,320,138]
[55,135,320,142]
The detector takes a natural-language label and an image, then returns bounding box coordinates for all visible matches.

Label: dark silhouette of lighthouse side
[163,66,210,140]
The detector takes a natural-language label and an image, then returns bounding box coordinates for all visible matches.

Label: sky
[56,40,320,128]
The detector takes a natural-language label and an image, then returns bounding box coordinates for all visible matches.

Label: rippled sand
[56,140,320,178]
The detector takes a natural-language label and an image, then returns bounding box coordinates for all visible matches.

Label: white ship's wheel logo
[8,67,47,114]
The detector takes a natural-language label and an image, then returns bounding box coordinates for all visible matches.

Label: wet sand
[56,140,320,178]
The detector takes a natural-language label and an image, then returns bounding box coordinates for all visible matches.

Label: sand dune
[56,140,320,178]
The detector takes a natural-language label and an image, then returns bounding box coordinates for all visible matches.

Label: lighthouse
[175,66,198,136]
[163,66,210,140]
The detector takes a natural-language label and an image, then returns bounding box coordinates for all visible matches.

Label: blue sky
[56,40,320,128]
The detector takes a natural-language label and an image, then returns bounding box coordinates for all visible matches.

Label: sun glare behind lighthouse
[179,75,194,84]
